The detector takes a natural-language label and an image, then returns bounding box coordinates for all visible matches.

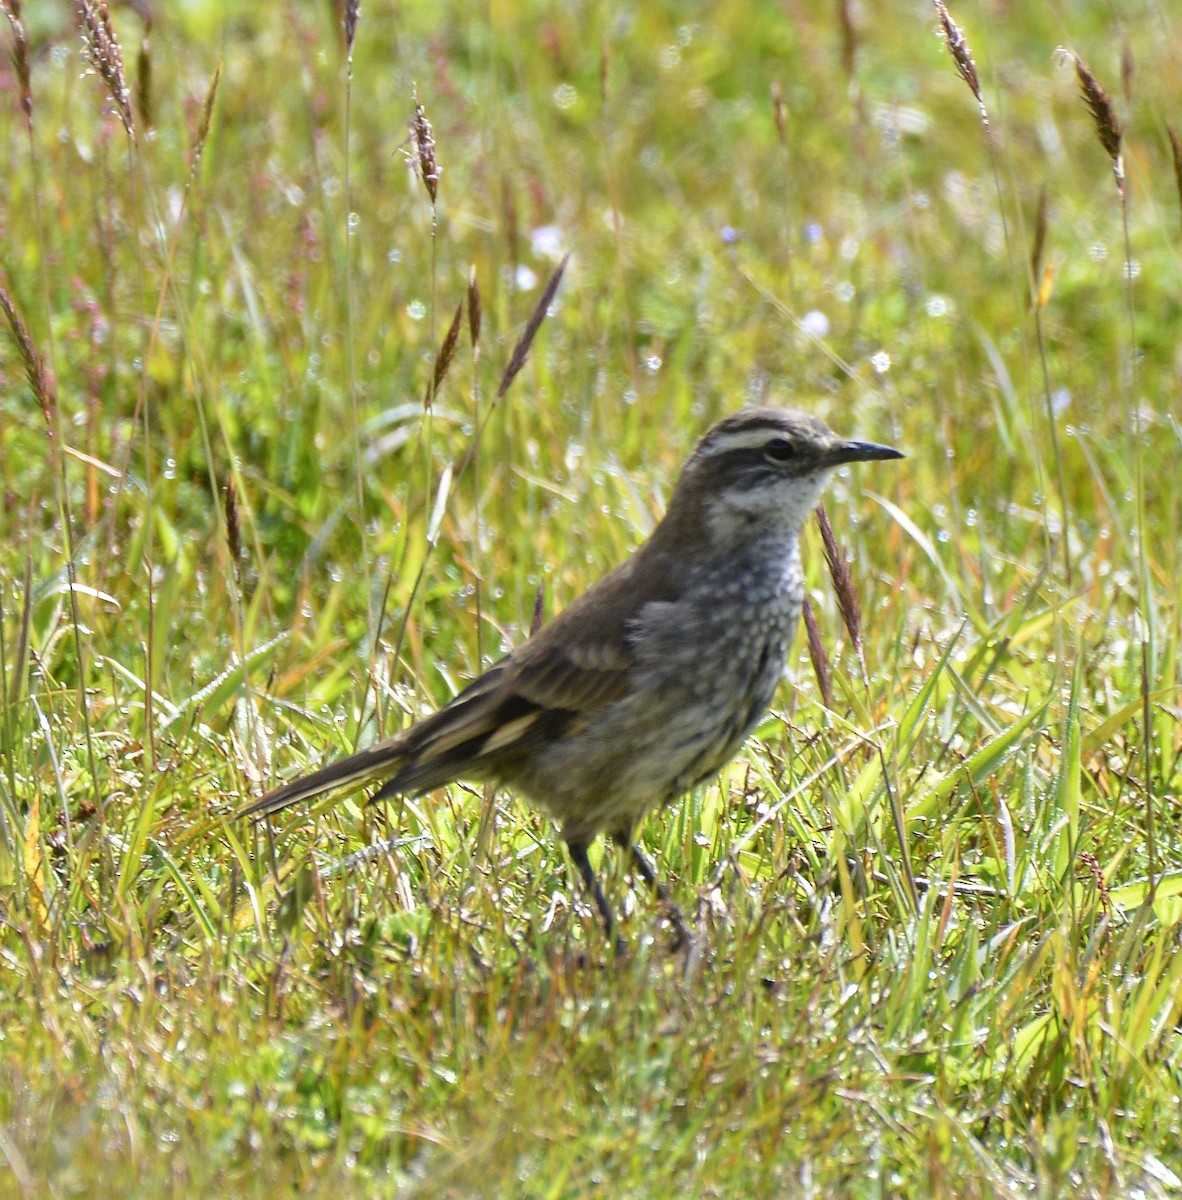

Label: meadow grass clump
[1,2,1182,1196]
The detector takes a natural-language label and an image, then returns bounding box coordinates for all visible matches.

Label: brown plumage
[242,407,903,945]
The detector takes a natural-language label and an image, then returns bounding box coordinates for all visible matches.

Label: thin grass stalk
[468,269,484,668]
[0,277,102,827]
[342,5,373,713]
[770,80,795,305]
[815,503,917,909]
[0,569,16,869]
[1069,51,1156,886]
[1167,126,1182,231]
[454,254,568,482]
[933,2,1064,586]
[93,64,220,615]
[383,88,445,738]
[1028,185,1072,586]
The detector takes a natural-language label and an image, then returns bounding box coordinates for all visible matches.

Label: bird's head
[666,407,903,544]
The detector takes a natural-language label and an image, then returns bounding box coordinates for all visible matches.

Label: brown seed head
[1168,126,1182,231]
[1030,184,1049,288]
[1069,52,1123,179]
[224,476,241,565]
[77,0,136,141]
[933,1,987,126]
[815,502,863,665]
[801,597,834,710]
[135,24,152,130]
[1,0,32,127]
[771,80,787,148]
[411,87,439,204]
[467,268,482,353]
[193,63,221,164]
[344,0,360,54]
[0,272,58,435]
[425,297,464,408]
[496,254,568,401]
[837,0,857,78]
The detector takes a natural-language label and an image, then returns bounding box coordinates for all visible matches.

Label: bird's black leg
[568,841,625,954]
[620,839,692,951]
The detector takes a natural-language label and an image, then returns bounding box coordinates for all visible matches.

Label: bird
[241,407,902,947]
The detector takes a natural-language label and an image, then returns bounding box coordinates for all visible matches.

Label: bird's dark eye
[763,437,796,463]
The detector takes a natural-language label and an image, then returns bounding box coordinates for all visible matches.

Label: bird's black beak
[829,439,905,465]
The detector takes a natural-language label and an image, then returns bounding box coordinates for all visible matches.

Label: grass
[2,0,1182,1194]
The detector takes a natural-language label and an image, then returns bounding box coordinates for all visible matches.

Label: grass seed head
[1068,52,1123,177]
[77,0,136,141]
[345,0,360,54]
[467,268,482,353]
[933,1,988,128]
[496,254,568,401]
[1,0,32,127]
[1030,183,1049,287]
[801,598,834,710]
[0,272,57,435]
[411,87,439,204]
[425,298,465,408]
[815,502,863,665]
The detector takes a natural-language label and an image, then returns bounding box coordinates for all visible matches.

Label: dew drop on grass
[801,310,830,338]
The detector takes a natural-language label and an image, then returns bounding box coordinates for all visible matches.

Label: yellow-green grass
[2,1,1181,1195]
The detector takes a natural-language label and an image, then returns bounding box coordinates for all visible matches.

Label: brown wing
[241,542,678,820]
[370,632,634,799]
[240,625,634,819]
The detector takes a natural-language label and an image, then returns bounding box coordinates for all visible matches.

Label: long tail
[240,658,531,821]
[238,736,410,819]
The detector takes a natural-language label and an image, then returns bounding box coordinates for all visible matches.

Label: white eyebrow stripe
[699,425,791,455]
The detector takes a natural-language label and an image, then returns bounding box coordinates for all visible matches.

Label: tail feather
[238,736,410,819]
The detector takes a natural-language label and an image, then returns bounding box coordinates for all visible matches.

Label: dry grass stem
[344,0,360,54]
[837,0,857,78]
[1030,184,1048,295]
[815,503,863,663]
[425,298,464,407]
[933,1,987,127]
[411,87,439,204]
[801,598,834,710]
[502,180,519,271]
[77,0,136,141]
[771,80,787,148]
[0,274,57,434]
[1068,51,1124,190]
[496,254,569,401]
[1,0,32,127]
[1168,126,1182,228]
